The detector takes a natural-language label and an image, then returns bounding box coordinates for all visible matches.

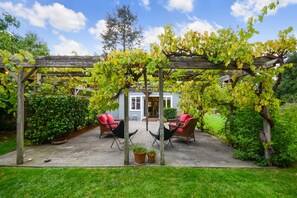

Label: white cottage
[108,91,180,121]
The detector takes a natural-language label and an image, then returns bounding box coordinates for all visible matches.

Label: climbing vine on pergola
[0,1,296,165]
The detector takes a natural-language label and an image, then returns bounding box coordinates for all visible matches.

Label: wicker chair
[175,118,198,144]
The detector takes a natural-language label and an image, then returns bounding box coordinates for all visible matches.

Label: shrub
[226,105,297,167]
[25,95,91,144]
[271,103,297,167]
[164,108,177,120]
[227,108,264,162]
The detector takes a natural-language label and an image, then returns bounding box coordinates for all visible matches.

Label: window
[131,96,141,110]
[163,96,172,108]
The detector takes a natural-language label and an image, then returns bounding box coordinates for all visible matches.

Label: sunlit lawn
[204,114,226,133]
[0,167,297,197]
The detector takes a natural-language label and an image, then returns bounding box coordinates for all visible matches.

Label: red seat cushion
[183,118,191,126]
[111,123,118,129]
[106,114,115,123]
[176,128,184,135]
[180,114,190,122]
[98,114,108,124]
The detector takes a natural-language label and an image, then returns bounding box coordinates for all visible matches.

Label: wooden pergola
[0,55,278,165]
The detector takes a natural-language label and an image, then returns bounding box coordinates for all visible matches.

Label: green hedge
[25,95,91,144]
[164,108,177,120]
[272,103,297,167]
[228,108,264,162]
[227,105,297,166]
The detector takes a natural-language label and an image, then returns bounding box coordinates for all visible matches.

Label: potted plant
[147,148,156,163]
[131,144,147,165]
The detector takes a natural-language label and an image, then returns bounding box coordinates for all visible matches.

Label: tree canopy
[0,12,50,120]
[101,5,143,53]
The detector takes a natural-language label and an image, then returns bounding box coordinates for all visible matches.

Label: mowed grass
[0,134,19,156]
[0,134,29,156]
[0,167,297,197]
[204,114,226,133]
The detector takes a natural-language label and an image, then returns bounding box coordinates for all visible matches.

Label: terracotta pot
[134,152,146,165]
[148,154,156,163]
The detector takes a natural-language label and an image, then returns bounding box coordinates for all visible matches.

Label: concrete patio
[0,121,257,167]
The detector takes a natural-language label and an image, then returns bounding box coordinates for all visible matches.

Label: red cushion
[180,114,190,122]
[111,123,118,129]
[183,118,191,126]
[176,128,184,135]
[98,114,108,124]
[106,114,115,123]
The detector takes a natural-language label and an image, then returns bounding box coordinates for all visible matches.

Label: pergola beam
[0,56,101,68]
[39,72,89,77]
[167,56,279,69]
[23,68,37,82]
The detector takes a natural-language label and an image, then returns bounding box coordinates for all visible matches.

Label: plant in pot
[131,144,147,165]
[147,148,156,163]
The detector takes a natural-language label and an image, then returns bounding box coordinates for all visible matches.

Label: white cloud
[0,1,86,32]
[140,0,150,10]
[166,0,194,12]
[177,17,222,35]
[53,35,89,55]
[143,26,164,47]
[88,20,107,40]
[231,0,297,22]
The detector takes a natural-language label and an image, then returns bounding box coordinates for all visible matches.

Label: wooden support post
[159,66,165,165]
[263,106,271,160]
[16,70,25,164]
[124,89,129,165]
[144,70,149,131]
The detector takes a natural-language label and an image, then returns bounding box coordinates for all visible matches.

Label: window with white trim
[131,96,141,110]
[163,96,172,108]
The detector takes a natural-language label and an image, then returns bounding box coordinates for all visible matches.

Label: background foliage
[275,52,297,103]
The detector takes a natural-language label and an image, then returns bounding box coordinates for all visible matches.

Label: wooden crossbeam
[1,55,278,70]
[0,56,101,68]
[39,72,89,77]
[167,56,279,69]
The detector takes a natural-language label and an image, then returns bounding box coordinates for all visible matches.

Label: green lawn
[204,114,226,133]
[0,167,296,197]
[0,134,29,156]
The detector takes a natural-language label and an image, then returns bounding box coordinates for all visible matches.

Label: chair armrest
[168,119,179,122]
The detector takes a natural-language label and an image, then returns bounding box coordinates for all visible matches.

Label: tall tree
[0,12,49,130]
[101,5,143,53]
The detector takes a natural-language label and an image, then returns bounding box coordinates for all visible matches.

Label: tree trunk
[259,106,274,163]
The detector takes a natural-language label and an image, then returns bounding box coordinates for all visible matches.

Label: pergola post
[124,89,129,165]
[16,70,25,164]
[159,66,165,165]
[144,69,149,131]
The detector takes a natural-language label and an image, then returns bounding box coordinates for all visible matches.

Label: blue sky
[1,0,297,55]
